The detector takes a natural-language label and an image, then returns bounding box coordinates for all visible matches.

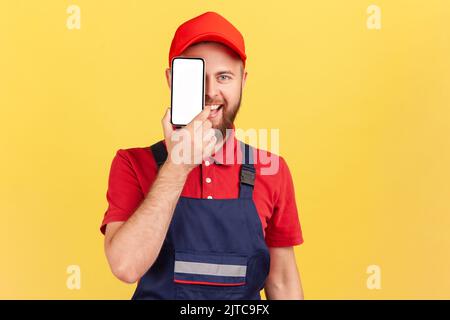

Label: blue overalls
[131,140,271,300]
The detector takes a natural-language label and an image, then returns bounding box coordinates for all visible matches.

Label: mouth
[206,104,223,119]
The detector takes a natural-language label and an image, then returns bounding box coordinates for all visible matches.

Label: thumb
[162,107,173,138]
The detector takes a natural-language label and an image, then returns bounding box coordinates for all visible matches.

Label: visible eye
[218,75,231,81]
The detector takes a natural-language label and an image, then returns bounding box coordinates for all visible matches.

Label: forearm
[264,247,304,300]
[264,278,304,300]
[106,161,190,283]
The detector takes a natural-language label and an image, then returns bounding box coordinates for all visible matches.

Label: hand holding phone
[162,105,216,173]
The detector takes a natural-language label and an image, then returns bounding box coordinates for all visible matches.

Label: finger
[162,107,173,138]
[197,120,212,135]
[191,105,212,124]
[202,128,216,143]
[193,113,212,133]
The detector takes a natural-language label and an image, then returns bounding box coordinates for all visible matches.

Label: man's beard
[213,88,243,142]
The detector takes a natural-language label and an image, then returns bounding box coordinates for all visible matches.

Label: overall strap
[149,140,167,168]
[239,141,256,199]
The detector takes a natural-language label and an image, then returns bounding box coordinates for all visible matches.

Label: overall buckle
[240,169,255,186]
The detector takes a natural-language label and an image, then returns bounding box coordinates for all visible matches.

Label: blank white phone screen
[171,58,204,125]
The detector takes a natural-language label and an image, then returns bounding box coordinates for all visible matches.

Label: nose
[205,74,219,102]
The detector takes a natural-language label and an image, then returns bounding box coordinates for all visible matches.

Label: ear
[241,70,248,89]
[165,67,171,90]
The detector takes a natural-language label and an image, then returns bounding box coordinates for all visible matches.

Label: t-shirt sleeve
[264,156,304,247]
[99,149,145,235]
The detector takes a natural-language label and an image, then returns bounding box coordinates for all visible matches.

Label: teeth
[207,104,222,110]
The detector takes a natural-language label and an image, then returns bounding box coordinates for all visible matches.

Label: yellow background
[1,0,449,299]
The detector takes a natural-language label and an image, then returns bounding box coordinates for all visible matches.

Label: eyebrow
[214,70,235,76]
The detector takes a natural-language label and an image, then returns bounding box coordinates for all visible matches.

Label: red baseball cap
[169,11,247,68]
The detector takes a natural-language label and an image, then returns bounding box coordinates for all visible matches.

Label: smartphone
[170,57,205,126]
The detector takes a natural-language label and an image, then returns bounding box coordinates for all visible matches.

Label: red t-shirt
[100,130,304,247]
